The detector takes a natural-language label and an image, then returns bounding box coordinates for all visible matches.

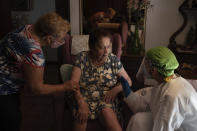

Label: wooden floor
[20,63,65,131]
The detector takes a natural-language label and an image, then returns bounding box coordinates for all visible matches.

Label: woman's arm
[104,67,132,103]
[124,87,152,113]
[23,64,79,95]
[114,67,132,93]
[70,66,90,124]
[118,67,132,85]
[70,66,84,105]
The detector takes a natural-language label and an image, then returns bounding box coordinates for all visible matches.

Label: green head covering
[146,46,179,77]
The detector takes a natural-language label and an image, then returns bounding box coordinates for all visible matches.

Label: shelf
[172,47,197,65]
[176,47,197,54]
[121,54,144,80]
[122,51,145,58]
[182,7,197,12]
[176,67,197,79]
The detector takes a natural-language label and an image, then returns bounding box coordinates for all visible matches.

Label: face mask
[143,65,152,79]
[51,40,65,48]
[136,57,158,86]
[136,58,151,81]
[144,60,159,87]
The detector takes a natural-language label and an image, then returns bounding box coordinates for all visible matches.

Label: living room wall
[11,0,189,61]
[71,0,187,51]
[12,0,57,62]
[145,0,189,50]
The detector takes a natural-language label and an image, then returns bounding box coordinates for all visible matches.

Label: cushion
[60,64,73,82]
[71,35,89,55]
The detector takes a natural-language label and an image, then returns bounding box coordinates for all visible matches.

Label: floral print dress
[65,51,123,120]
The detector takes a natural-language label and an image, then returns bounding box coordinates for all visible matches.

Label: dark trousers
[0,94,21,131]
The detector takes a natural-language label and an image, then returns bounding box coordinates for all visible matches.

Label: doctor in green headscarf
[120,46,197,131]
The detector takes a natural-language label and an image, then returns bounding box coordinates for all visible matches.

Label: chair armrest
[59,34,72,64]
[112,33,122,59]
[120,21,128,46]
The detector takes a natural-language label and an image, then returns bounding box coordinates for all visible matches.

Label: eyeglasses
[50,36,65,48]
[53,37,65,44]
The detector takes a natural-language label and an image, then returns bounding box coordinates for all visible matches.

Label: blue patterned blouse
[0,25,45,95]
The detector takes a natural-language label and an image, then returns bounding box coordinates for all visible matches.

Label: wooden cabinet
[121,53,143,78]
[173,51,197,79]
[174,51,197,65]
[121,53,144,91]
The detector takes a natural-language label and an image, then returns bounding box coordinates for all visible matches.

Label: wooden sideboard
[176,68,197,79]
[173,50,197,79]
[121,53,144,91]
[121,53,143,78]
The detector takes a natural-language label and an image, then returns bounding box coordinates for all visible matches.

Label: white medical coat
[124,76,197,131]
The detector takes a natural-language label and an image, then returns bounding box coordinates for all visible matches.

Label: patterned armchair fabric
[120,21,128,46]
[97,21,128,47]
[58,34,72,64]
[71,35,89,55]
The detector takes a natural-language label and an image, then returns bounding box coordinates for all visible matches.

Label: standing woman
[0,12,79,131]
[68,29,132,131]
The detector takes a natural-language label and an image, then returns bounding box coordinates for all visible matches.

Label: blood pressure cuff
[119,76,132,97]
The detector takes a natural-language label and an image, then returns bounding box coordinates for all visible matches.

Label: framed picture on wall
[10,0,33,11]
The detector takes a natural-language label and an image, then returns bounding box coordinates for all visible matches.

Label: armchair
[57,33,128,131]
[97,21,128,46]
[59,64,131,131]
[59,64,105,131]
[58,21,129,65]
[58,33,123,65]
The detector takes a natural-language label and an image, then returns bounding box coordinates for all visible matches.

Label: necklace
[164,74,177,82]
[92,59,104,67]
[88,52,107,67]
[91,56,106,67]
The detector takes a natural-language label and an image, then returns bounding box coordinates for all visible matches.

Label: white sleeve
[152,95,184,131]
[124,87,152,113]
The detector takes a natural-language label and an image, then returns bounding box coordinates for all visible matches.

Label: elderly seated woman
[66,29,132,131]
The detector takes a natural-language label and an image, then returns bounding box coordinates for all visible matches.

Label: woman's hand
[104,88,119,103]
[75,100,90,124]
[63,80,79,92]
